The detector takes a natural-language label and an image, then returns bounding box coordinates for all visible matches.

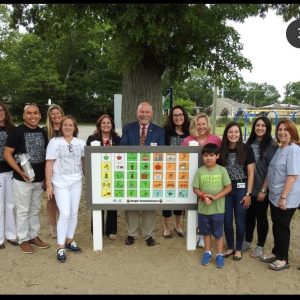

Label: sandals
[163,233,172,238]
[233,251,242,261]
[269,260,290,271]
[108,234,117,240]
[260,254,277,263]
[174,227,184,238]
[223,250,235,258]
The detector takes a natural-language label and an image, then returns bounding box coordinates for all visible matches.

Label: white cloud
[232,11,300,100]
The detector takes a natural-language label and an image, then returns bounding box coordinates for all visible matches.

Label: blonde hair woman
[44,104,64,238]
[182,112,221,247]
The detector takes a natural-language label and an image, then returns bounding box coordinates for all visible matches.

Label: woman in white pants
[0,102,18,248]
[45,115,85,263]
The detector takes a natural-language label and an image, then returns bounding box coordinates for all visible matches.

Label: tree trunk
[122,59,163,126]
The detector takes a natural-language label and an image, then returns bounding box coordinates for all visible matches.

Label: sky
[231,11,300,101]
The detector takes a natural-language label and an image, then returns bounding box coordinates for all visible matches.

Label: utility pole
[212,86,218,134]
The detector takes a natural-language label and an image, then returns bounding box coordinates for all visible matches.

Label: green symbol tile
[127,162,137,170]
[140,163,150,170]
[140,153,150,161]
[127,153,137,161]
[140,181,150,188]
[140,172,150,180]
[115,190,124,197]
[127,181,137,188]
[115,181,124,188]
[127,190,137,197]
[114,172,124,180]
[128,172,137,179]
[140,190,150,197]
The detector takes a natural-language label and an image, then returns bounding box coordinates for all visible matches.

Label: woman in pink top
[182,113,221,148]
[181,113,221,247]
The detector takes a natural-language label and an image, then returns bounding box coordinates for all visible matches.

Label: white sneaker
[250,246,264,258]
[241,241,252,252]
[197,235,205,248]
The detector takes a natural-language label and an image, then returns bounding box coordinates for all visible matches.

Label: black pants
[91,210,117,235]
[270,202,296,263]
[162,210,183,217]
[245,196,269,247]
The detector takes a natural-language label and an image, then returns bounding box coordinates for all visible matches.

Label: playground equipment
[234,108,280,141]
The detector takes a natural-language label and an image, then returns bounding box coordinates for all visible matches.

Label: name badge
[237,182,246,189]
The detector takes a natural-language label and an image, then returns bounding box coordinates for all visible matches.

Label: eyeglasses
[173,113,184,118]
[69,143,73,153]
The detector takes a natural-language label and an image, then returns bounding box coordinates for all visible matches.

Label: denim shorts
[198,213,224,239]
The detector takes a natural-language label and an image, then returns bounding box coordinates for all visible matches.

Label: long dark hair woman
[242,117,277,258]
[86,114,121,239]
[162,105,190,238]
[219,122,255,261]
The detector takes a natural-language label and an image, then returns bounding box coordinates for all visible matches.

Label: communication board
[85,146,199,210]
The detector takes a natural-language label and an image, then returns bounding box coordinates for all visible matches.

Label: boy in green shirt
[192,143,232,268]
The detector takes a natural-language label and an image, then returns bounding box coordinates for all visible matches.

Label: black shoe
[57,248,66,263]
[125,236,135,245]
[174,227,184,238]
[146,236,155,246]
[7,239,19,246]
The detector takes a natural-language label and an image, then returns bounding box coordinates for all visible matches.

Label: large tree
[10,4,300,124]
[283,81,300,105]
[224,82,280,107]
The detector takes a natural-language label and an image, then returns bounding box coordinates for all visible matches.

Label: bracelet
[281,195,287,199]
[200,194,206,201]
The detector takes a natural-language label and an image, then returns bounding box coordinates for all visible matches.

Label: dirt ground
[1,187,300,295]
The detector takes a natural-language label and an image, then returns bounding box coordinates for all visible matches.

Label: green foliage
[7,3,300,124]
[173,98,195,115]
[223,82,280,107]
[2,4,121,121]
[283,81,300,105]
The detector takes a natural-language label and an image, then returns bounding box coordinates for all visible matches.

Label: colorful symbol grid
[100,152,190,199]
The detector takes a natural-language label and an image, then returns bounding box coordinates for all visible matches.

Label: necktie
[140,126,146,146]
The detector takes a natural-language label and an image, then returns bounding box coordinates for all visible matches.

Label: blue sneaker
[201,252,212,266]
[215,254,224,268]
[65,241,82,253]
[57,248,66,263]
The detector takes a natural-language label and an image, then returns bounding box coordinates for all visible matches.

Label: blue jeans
[224,187,247,251]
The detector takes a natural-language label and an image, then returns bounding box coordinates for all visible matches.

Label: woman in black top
[219,122,255,260]
[86,114,121,239]
[242,117,277,257]
[162,105,190,238]
[0,102,18,248]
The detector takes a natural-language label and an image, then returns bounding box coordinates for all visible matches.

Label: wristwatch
[246,192,252,196]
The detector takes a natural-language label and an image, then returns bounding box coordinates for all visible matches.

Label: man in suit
[120,101,165,246]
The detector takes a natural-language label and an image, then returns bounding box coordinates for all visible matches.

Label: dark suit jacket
[120,121,165,146]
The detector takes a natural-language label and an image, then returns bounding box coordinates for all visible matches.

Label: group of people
[0,102,86,263]
[192,117,300,271]
[1,100,300,270]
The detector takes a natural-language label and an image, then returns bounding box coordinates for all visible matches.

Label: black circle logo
[286,19,300,48]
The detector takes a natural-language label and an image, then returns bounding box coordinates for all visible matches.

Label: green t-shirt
[192,164,231,215]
